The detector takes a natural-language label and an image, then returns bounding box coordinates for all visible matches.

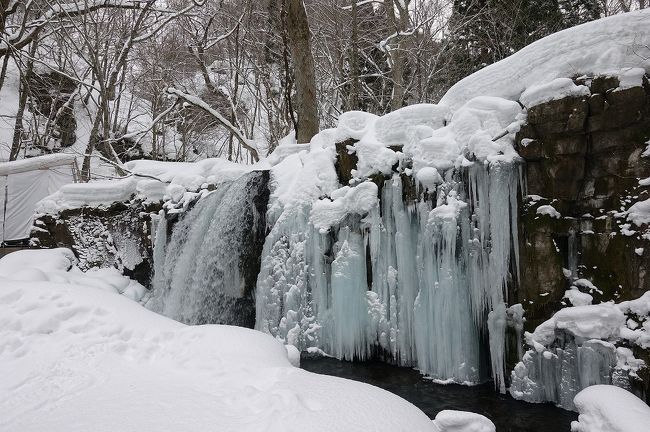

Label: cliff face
[516,75,650,329]
[511,74,650,406]
[31,200,161,286]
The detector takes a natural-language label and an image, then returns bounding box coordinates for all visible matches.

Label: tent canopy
[1,154,77,243]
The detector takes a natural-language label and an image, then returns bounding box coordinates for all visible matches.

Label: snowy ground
[0,249,497,432]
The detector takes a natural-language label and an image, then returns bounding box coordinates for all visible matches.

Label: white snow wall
[255,162,522,387]
[148,171,269,327]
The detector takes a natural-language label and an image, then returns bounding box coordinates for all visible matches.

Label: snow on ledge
[35,157,261,214]
[520,78,590,108]
[440,9,650,110]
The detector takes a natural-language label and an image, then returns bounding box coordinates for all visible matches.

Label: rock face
[31,201,160,286]
[513,74,650,405]
[516,75,650,329]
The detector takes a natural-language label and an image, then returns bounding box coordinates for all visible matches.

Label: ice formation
[147,171,267,326]
[510,295,650,410]
[255,96,523,387]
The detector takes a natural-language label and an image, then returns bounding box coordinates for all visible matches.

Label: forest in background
[0,0,646,178]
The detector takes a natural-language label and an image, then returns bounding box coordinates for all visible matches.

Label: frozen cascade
[255,161,522,386]
[147,171,268,326]
[509,333,619,410]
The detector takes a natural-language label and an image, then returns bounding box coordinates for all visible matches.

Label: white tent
[0,154,77,243]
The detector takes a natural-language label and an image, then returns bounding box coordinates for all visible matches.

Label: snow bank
[432,410,495,432]
[527,290,650,350]
[440,9,650,110]
[0,249,437,432]
[571,385,650,432]
[529,303,626,346]
[0,248,147,301]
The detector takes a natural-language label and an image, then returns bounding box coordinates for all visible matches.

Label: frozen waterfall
[255,162,522,386]
[147,171,269,327]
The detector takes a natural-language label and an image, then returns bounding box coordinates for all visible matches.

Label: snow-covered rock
[440,10,650,110]
[571,385,650,432]
[432,410,495,432]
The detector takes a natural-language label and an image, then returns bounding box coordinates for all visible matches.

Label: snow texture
[0,249,437,432]
[440,9,650,110]
[571,385,650,432]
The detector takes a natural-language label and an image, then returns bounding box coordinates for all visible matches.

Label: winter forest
[2,0,650,431]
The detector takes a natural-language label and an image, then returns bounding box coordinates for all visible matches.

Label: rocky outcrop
[31,200,161,286]
[513,74,650,404]
[515,74,650,329]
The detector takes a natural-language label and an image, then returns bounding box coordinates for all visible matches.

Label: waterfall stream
[147,171,268,327]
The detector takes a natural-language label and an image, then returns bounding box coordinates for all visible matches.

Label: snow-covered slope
[441,9,650,110]
[0,249,440,432]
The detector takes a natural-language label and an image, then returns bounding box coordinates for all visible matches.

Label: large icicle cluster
[255,99,524,386]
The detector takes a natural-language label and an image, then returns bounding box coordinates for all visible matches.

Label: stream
[301,357,578,432]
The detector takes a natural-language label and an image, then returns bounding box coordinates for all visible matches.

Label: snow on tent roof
[0,153,77,176]
[440,9,650,110]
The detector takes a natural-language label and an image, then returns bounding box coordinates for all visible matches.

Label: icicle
[568,228,578,278]
[323,228,371,360]
[151,209,167,291]
[488,303,507,393]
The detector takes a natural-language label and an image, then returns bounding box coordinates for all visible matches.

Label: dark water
[301,357,577,432]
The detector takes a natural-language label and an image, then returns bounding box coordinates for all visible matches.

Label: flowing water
[147,171,268,326]
[301,357,578,432]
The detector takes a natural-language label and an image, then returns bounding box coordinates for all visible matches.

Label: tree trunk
[10,40,39,160]
[286,0,318,144]
[348,0,361,111]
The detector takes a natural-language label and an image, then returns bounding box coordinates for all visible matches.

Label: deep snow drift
[0,249,449,432]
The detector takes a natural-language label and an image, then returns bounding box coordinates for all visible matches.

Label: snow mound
[529,303,626,346]
[571,385,650,432]
[0,248,147,301]
[432,410,496,432]
[440,9,650,110]
[0,250,436,432]
[0,248,75,275]
[626,198,650,226]
[536,205,562,219]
